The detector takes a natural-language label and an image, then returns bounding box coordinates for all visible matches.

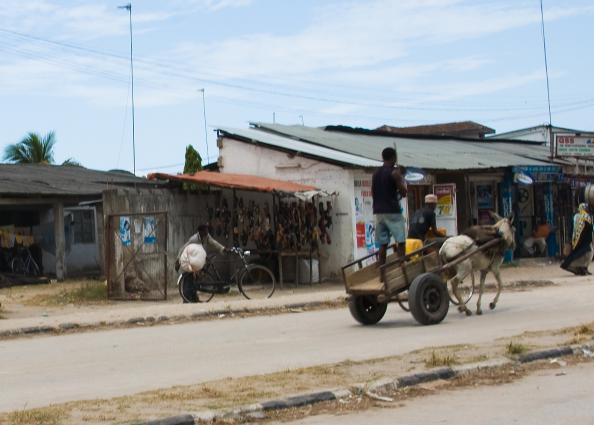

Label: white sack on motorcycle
[179,243,207,273]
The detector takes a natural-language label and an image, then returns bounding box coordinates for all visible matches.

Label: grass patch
[567,323,594,345]
[575,324,594,336]
[6,406,66,425]
[33,281,107,306]
[425,351,458,368]
[506,341,528,355]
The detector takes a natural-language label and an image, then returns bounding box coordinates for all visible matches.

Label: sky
[1,0,593,174]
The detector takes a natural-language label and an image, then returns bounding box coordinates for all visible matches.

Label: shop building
[215,123,563,275]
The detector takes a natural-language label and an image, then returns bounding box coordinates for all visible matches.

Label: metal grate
[107,212,168,300]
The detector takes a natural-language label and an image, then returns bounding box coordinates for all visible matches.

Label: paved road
[1,278,593,412]
[277,360,594,425]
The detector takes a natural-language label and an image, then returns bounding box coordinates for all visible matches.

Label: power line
[2,26,590,114]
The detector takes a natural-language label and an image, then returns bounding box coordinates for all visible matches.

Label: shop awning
[148,171,327,197]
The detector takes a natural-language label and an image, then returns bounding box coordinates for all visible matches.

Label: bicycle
[10,246,41,276]
[177,247,276,303]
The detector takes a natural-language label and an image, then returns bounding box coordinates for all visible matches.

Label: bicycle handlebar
[229,247,250,256]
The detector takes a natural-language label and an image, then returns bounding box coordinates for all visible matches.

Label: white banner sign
[556,134,594,157]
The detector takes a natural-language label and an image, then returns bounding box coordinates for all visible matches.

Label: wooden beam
[54,202,66,281]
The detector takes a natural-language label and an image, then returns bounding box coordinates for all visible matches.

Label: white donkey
[439,213,515,316]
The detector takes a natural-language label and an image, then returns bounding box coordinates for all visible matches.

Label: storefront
[501,165,564,258]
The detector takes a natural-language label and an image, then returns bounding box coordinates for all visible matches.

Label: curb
[138,342,594,425]
[0,299,345,340]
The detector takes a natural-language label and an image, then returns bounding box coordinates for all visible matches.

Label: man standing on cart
[371,147,407,267]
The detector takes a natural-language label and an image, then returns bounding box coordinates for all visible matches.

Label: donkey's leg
[490,266,503,310]
[453,261,472,316]
[476,270,488,315]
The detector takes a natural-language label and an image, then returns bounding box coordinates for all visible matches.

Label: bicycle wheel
[178,273,198,303]
[10,257,26,275]
[178,272,215,303]
[27,258,41,276]
[238,264,276,300]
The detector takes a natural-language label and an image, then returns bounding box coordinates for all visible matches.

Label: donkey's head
[489,212,516,250]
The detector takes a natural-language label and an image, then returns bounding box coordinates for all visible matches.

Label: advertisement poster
[143,216,156,244]
[356,222,365,248]
[119,216,131,247]
[433,183,457,236]
[435,184,455,217]
[476,184,494,209]
[353,173,375,258]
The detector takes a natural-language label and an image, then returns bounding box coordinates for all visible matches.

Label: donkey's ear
[507,213,515,225]
[489,211,503,222]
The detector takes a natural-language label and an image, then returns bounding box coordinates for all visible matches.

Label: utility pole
[540,0,554,158]
[199,89,209,164]
[119,3,136,174]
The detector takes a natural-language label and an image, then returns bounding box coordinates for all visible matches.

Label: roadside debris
[550,358,567,367]
[365,390,393,402]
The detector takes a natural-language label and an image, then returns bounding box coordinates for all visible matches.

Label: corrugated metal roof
[0,164,154,196]
[490,124,591,140]
[217,126,382,167]
[148,171,318,194]
[246,123,556,170]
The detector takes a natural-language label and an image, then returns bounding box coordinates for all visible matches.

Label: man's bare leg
[378,244,387,266]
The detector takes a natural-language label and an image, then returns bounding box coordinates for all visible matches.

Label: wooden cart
[342,239,501,326]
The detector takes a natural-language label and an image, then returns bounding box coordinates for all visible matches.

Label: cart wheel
[447,271,475,306]
[348,295,388,325]
[408,273,449,325]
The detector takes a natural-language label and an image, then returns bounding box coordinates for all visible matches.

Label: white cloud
[0,0,591,111]
[0,1,173,40]
[177,0,593,81]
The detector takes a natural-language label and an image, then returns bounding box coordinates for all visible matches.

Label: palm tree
[4,131,56,164]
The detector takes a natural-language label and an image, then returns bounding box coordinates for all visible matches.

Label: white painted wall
[219,138,357,277]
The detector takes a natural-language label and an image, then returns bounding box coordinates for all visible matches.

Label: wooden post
[54,202,66,281]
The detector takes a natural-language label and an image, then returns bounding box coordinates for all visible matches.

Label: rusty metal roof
[148,171,318,194]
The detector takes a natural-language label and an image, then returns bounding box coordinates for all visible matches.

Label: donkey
[439,212,516,316]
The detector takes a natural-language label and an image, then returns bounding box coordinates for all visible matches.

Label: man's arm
[392,169,407,198]
[428,211,446,237]
[205,234,226,254]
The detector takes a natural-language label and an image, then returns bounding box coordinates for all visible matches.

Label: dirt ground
[0,279,345,321]
[1,321,592,425]
[0,261,565,322]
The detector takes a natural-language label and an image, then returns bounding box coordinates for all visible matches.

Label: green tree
[183,145,202,174]
[3,131,81,166]
[182,145,202,191]
[4,131,56,164]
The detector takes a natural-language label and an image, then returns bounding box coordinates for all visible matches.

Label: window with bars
[72,210,95,244]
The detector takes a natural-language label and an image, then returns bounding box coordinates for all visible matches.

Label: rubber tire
[408,272,449,326]
[178,273,198,303]
[28,260,41,276]
[238,264,276,299]
[348,295,388,325]
[10,257,26,275]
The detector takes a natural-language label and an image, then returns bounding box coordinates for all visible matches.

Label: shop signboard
[511,165,561,183]
[556,134,594,157]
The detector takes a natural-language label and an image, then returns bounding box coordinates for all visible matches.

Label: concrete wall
[218,137,357,277]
